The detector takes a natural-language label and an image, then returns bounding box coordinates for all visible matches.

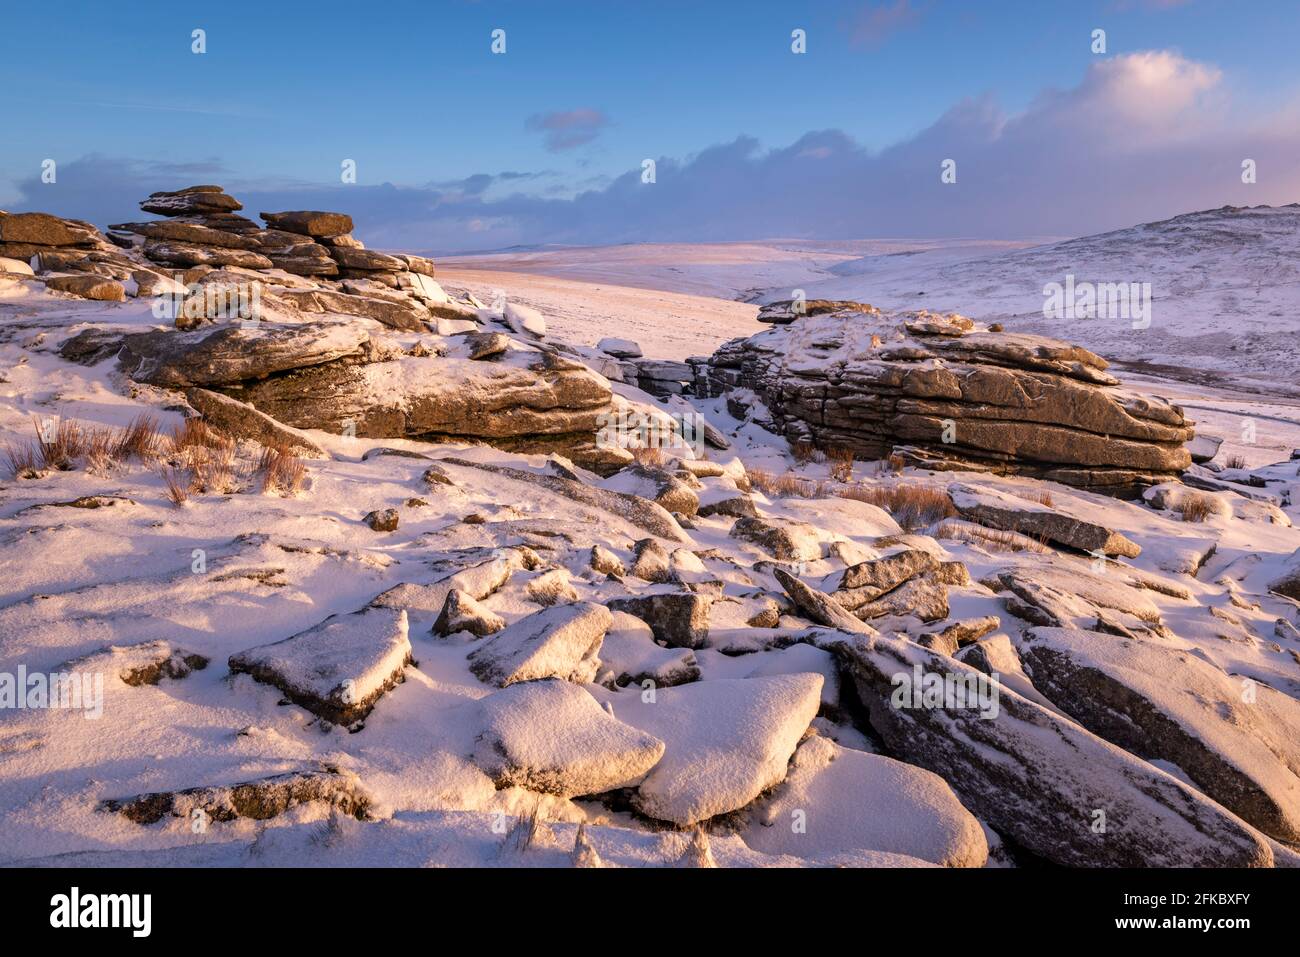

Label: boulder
[228,607,413,725]
[472,679,665,796]
[279,288,431,331]
[813,629,1273,867]
[950,483,1140,556]
[697,310,1192,492]
[330,246,405,272]
[141,186,243,216]
[44,275,126,302]
[184,387,327,458]
[118,321,370,388]
[466,601,611,687]
[433,588,506,637]
[607,592,713,649]
[142,239,274,270]
[0,212,100,246]
[730,516,822,562]
[742,736,988,867]
[619,674,822,826]
[598,337,642,359]
[1020,627,1300,842]
[113,220,262,249]
[596,611,700,687]
[65,641,208,687]
[261,210,354,238]
[101,767,370,825]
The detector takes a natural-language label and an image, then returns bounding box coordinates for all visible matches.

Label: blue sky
[3,0,1298,251]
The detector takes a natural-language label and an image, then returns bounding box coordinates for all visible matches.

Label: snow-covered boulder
[596,611,700,688]
[503,300,546,337]
[228,607,413,726]
[619,674,823,826]
[597,337,642,359]
[472,679,665,796]
[467,601,611,687]
[742,736,988,867]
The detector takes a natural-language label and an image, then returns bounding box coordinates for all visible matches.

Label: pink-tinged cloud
[848,0,921,49]
[526,108,611,151]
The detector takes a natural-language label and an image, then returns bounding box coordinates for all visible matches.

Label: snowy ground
[4,221,1300,868]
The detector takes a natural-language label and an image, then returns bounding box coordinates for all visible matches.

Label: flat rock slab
[119,321,368,388]
[743,736,988,867]
[472,679,665,796]
[814,630,1273,867]
[950,483,1141,557]
[229,607,412,725]
[467,601,611,687]
[261,210,354,238]
[101,767,370,825]
[993,563,1162,632]
[619,673,823,826]
[1021,627,1300,842]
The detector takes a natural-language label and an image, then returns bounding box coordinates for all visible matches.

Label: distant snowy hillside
[785,205,1300,394]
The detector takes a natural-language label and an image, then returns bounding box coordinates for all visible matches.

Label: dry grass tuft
[1178,492,1217,523]
[3,441,42,479]
[1223,453,1247,470]
[934,520,1049,553]
[839,484,957,530]
[1027,489,1055,508]
[32,416,85,471]
[159,465,190,506]
[828,446,855,483]
[746,468,828,499]
[790,441,817,466]
[113,414,163,462]
[83,426,120,474]
[629,445,668,469]
[257,444,306,495]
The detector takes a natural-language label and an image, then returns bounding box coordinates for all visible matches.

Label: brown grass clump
[159,465,190,506]
[790,441,817,466]
[113,414,163,462]
[1026,489,1054,508]
[828,446,855,483]
[630,445,668,469]
[257,444,306,495]
[3,440,41,479]
[746,468,828,499]
[32,416,85,471]
[1178,492,1217,523]
[82,426,119,474]
[934,520,1049,553]
[1223,453,1247,470]
[839,484,957,530]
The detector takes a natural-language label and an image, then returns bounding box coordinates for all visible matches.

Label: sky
[2,0,1298,252]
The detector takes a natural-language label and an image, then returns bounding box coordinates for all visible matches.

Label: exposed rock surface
[101,767,370,824]
[813,628,1273,867]
[697,307,1193,492]
[1020,627,1300,842]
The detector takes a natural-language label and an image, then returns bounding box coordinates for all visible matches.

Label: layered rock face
[15,185,649,473]
[695,306,1193,492]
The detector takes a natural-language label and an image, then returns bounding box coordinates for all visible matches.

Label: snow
[742,735,988,867]
[612,674,822,826]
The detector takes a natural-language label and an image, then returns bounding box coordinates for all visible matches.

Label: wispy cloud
[525,108,611,151]
[847,0,921,49]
